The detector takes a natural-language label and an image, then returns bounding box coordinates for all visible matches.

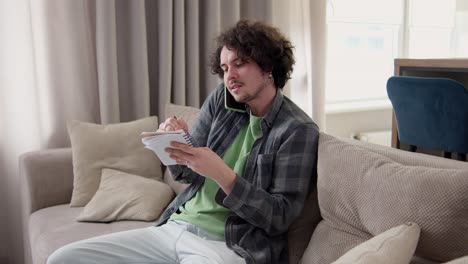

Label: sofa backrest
[302,133,468,264]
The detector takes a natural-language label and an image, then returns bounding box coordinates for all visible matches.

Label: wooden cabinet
[391,58,468,148]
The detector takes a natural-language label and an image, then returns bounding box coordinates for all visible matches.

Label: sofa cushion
[67,117,162,207]
[77,169,174,222]
[302,133,468,264]
[29,204,153,264]
[332,222,420,264]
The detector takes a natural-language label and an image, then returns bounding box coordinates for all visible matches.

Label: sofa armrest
[20,148,74,215]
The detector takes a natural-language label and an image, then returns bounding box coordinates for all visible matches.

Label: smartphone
[224,85,247,113]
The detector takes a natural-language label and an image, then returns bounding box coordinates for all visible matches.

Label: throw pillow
[77,169,174,222]
[68,117,162,206]
[332,222,420,264]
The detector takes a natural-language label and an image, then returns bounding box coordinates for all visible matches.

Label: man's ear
[264,66,273,76]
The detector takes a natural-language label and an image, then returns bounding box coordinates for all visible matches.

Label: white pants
[47,220,246,264]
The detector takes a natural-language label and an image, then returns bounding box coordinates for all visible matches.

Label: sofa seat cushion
[302,133,468,264]
[29,204,153,264]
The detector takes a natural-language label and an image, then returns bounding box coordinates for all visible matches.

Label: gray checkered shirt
[157,84,319,264]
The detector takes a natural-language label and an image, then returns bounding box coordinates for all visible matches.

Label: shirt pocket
[256,153,275,189]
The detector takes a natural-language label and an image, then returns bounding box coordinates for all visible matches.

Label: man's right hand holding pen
[157,116,188,132]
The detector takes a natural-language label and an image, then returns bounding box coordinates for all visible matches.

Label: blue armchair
[387,76,468,161]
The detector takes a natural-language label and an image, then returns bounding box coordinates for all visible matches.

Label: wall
[324,107,393,144]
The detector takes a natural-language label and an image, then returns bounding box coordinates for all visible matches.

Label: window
[325,0,468,112]
[408,0,459,58]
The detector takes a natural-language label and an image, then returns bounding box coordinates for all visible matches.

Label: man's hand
[166,141,236,194]
[157,116,188,132]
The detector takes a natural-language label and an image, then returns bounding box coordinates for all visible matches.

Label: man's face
[220,46,272,107]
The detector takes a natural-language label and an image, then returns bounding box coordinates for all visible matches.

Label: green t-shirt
[169,114,262,237]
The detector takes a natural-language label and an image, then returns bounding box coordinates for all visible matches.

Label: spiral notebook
[141,129,195,165]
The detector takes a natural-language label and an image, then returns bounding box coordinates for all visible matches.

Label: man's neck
[248,86,277,117]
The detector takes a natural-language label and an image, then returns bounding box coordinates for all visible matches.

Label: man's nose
[226,67,238,81]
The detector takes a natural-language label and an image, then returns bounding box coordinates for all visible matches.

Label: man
[48,19,319,264]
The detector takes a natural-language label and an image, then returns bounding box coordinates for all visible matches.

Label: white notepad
[141,129,195,165]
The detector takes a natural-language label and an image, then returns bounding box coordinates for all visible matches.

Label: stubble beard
[234,78,269,105]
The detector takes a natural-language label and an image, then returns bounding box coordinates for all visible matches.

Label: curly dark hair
[210,20,295,89]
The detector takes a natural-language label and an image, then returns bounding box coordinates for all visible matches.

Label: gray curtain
[0,0,325,263]
[145,0,276,118]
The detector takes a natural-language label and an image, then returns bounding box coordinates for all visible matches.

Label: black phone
[224,85,247,113]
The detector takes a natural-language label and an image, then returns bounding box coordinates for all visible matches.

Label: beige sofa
[20,105,468,264]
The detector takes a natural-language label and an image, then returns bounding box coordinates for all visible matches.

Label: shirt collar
[261,89,283,129]
[227,88,283,129]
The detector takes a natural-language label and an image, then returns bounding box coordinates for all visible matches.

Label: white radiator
[352,130,392,147]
